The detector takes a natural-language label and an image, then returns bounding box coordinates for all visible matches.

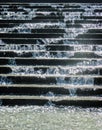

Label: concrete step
[77,34,102,39]
[0,16,64,20]
[1,39,102,45]
[82,16,102,19]
[0,51,102,58]
[0,4,82,8]
[0,85,101,96]
[1,28,102,33]
[0,95,102,107]
[0,75,101,85]
[0,19,101,24]
[1,15,102,21]
[0,58,102,66]
[0,19,64,23]
[0,8,85,12]
[0,66,101,75]
[0,33,102,39]
[0,44,102,51]
[0,29,66,34]
[0,33,64,38]
[0,84,101,88]
[66,20,102,24]
[1,74,102,77]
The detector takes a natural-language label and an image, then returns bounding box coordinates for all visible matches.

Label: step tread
[0,65,102,68]
[0,50,101,52]
[0,95,102,101]
[0,74,102,78]
[0,84,101,89]
[0,57,102,60]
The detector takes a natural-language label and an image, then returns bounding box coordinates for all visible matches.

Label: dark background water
[0,0,101,3]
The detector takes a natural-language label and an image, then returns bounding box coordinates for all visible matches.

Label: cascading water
[0,2,102,130]
[0,3,102,106]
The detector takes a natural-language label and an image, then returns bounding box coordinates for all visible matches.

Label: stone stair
[0,3,102,107]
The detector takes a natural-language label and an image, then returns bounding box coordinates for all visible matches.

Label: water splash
[8,59,16,66]
[69,88,77,96]
[56,77,94,86]
[0,77,12,85]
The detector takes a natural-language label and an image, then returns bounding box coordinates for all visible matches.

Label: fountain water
[0,3,102,107]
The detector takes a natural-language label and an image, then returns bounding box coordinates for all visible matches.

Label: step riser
[1,45,102,51]
[0,67,102,75]
[0,34,102,39]
[0,52,102,58]
[0,87,101,96]
[0,76,101,85]
[1,99,102,107]
[1,39,102,45]
[0,59,102,66]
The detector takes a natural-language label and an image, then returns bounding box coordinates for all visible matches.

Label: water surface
[0,106,102,130]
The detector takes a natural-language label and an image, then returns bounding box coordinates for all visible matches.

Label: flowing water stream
[0,2,102,129]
